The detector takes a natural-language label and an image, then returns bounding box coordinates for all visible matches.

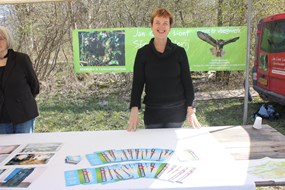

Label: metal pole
[243,0,253,125]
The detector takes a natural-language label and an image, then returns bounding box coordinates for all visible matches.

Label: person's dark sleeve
[130,49,145,109]
[180,48,195,106]
[24,54,40,97]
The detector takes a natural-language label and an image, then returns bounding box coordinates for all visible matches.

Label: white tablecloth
[0,128,255,190]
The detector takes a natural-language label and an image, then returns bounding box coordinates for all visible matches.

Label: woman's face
[151,16,171,40]
[0,33,8,53]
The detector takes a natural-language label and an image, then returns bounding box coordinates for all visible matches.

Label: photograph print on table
[5,153,55,166]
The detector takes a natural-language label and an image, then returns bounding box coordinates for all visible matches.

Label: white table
[0,128,255,190]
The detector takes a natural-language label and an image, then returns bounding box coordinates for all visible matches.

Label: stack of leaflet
[65,155,82,165]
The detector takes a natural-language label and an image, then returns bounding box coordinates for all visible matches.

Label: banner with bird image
[72,26,246,73]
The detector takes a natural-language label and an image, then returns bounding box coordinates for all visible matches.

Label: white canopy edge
[0,0,73,4]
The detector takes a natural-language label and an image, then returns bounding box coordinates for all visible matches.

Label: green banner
[73,26,247,73]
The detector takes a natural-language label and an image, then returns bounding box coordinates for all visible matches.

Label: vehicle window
[260,19,285,53]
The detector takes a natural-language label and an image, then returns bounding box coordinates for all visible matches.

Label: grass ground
[36,94,285,135]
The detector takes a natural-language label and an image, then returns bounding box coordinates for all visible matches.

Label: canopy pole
[243,0,253,125]
[0,0,71,4]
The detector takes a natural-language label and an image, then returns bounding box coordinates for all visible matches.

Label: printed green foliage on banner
[72,26,247,73]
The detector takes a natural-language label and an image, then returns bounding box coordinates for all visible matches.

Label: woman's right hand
[187,107,201,129]
[127,107,139,132]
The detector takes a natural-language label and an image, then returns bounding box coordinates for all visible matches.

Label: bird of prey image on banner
[197,31,240,57]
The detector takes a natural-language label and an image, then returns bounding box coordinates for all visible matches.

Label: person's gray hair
[0,26,14,49]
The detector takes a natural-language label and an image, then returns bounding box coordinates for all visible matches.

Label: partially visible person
[127,8,201,132]
[0,26,40,134]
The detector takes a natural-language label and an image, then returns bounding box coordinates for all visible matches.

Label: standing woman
[0,26,40,134]
[128,8,201,131]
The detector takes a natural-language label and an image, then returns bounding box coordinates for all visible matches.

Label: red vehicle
[252,13,285,105]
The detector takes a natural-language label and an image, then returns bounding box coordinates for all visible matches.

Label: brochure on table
[0,143,62,188]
